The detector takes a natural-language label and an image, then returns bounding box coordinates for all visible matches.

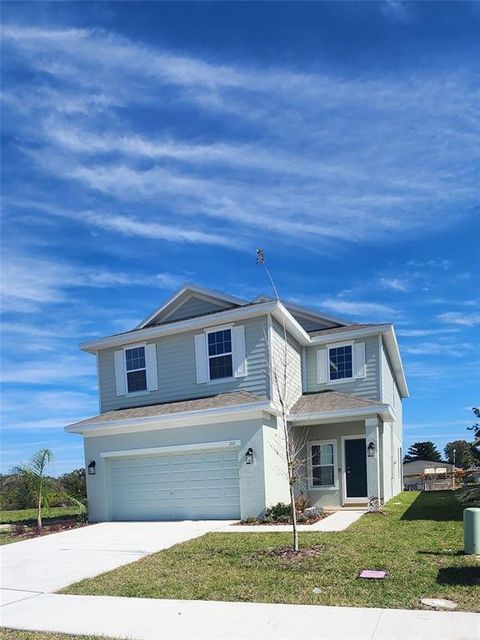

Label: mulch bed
[8,519,87,541]
[237,513,327,526]
[254,544,325,561]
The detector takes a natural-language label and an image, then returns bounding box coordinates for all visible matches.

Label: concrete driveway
[0,520,233,599]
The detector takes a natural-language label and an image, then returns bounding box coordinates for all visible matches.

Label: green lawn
[0,507,81,524]
[0,507,86,545]
[61,491,479,611]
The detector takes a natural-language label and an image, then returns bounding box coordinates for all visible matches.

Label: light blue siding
[98,317,269,412]
[270,318,302,409]
[304,335,380,400]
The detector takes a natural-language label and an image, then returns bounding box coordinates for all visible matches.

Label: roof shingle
[68,391,266,428]
[292,391,380,415]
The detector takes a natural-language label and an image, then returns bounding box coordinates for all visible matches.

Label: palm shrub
[11,448,86,532]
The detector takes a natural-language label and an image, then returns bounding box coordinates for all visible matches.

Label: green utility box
[463,507,480,555]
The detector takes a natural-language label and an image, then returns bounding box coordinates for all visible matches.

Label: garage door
[108,446,241,520]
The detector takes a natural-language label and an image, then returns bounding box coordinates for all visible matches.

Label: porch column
[365,417,381,500]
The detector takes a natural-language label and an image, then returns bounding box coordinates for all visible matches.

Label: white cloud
[402,341,476,357]
[381,1,414,25]
[320,298,396,318]
[397,328,459,337]
[438,312,480,327]
[0,253,186,313]
[2,22,479,249]
[379,277,409,292]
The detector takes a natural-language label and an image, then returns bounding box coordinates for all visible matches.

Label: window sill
[307,485,339,491]
[206,377,234,385]
[326,376,354,385]
[126,390,150,397]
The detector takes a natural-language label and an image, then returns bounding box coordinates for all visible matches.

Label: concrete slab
[372,607,480,640]
[2,594,478,640]
[0,520,233,593]
[221,510,364,532]
[0,589,41,607]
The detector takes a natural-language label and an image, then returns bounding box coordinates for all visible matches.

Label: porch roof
[291,391,394,424]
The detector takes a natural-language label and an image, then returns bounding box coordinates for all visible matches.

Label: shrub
[295,495,309,513]
[277,514,290,523]
[265,502,292,520]
[296,513,308,523]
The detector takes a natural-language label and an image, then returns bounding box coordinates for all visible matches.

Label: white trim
[378,334,384,401]
[203,323,234,333]
[101,439,241,459]
[307,439,338,491]
[205,326,234,383]
[310,325,391,344]
[123,343,148,395]
[267,315,275,400]
[136,284,248,329]
[341,435,368,505]
[65,400,282,436]
[327,341,354,384]
[292,403,395,425]
[301,346,307,392]
[81,300,310,358]
[284,302,347,327]
[311,325,408,398]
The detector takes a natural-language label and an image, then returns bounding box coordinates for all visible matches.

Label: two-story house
[65,284,408,521]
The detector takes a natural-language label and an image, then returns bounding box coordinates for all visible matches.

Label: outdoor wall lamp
[245,448,254,465]
[367,442,376,458]
[87,461,96,475]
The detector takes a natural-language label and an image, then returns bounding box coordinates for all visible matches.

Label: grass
[0,631,115,640]
[0,507,81,525]
[0,507,86,546]
[62,491,480,611]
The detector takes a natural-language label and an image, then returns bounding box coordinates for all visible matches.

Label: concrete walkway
[220,509,364,532]
[0,520,234,594]
[1,593,478,640]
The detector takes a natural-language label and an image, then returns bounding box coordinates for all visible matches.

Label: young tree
[444,440,479,469]
[11,449,86,532]
[12,448,54,532]
[404,441,441,462]
[257,248,306,552]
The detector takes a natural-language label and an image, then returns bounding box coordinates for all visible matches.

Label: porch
[290,391,397,510]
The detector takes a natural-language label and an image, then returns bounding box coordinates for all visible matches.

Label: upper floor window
[328,344,353,381]
[125,346,147,393]
[207,328,233,380]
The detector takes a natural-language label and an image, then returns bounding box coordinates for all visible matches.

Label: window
[207,328,233,380]
[309,441,336,488]
[328,344,353,381]
[125,346,147,393]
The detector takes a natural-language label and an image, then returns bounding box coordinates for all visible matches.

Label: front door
[344,438,367,500]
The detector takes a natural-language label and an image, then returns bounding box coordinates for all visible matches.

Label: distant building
[403,459,456,491]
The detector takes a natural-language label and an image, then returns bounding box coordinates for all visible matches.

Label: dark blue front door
[345,438,367,498]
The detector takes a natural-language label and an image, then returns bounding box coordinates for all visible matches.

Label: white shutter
[114,350,127,396]
[354,342,366,378]
[145,343,158,391]
[195,334,208,383]
[232,325,247,378]
[316,349,328,384]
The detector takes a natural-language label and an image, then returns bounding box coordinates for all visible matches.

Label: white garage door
[108,447,241,521]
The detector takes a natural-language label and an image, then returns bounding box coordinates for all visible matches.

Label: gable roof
[137,284,248,329]
[291,391,394,422]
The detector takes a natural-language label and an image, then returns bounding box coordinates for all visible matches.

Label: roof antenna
[256,248,280,302]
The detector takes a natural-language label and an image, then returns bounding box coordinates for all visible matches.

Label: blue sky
[1,1,479,475]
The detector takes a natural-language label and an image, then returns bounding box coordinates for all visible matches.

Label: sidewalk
[220,510,364,532]
[1,592,479,640]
